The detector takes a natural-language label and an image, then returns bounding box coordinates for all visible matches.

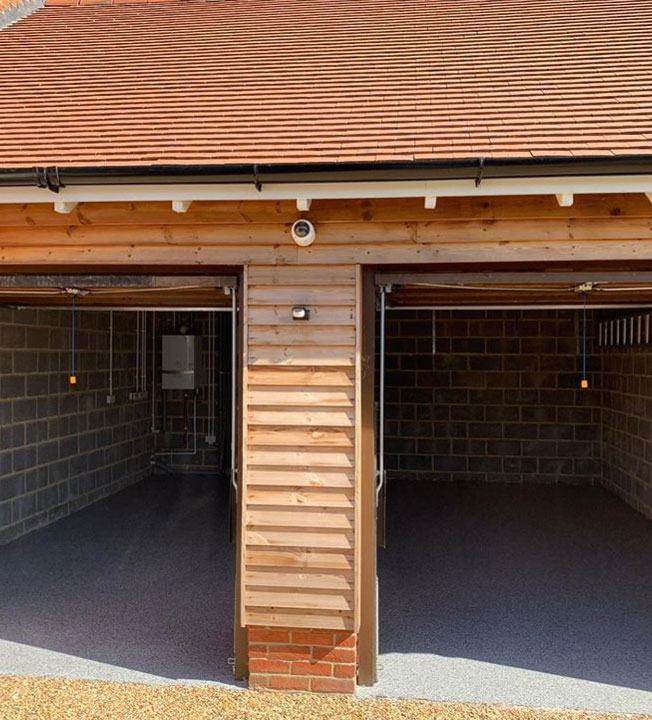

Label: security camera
[291,219,316,247]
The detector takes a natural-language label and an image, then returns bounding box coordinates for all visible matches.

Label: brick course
[247,628,357,694]
[0,308,153,543]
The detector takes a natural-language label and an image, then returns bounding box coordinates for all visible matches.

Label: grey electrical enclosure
[161,335,202,390]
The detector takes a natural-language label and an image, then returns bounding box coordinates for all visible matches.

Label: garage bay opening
[367,272,652,713]
[0,274,240,685]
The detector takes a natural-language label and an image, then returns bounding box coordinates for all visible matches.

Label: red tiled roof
[0,0,651,168]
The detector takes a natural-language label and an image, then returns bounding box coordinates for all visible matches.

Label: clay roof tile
[0,0,651,167]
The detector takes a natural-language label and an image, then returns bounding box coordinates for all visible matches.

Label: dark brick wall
[601,340,652,520]
[0,307,153,543]
[383,309,602,485]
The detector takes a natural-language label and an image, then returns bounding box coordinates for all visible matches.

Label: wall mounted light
[292,306,310,321]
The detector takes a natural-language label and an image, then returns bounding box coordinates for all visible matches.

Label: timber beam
[375,272,652,287]
[0,274,237,289]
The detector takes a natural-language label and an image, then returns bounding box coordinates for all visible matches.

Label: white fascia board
[2,175,652,204]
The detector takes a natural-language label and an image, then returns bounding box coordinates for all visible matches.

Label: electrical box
[161,335,201,390]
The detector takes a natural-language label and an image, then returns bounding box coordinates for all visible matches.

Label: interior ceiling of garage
[0,275,235,308]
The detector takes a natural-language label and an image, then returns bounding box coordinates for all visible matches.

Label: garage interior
[368,273,652,713]
[0,275,239,685]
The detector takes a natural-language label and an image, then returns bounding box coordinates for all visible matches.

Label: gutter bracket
[253,164,262,192]
[36,166,65,194]
[475,158,485,188]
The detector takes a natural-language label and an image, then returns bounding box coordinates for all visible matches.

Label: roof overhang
[2,157,652,207]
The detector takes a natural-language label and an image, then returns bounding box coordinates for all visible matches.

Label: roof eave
[2,155,652,189]
[2,156,652,206]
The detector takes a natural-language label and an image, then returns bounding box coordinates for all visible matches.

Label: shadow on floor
[0,473,239,686]
[379,481,652,695]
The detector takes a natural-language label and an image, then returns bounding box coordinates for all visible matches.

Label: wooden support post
[242,264,359,693]
[357,268,377,686]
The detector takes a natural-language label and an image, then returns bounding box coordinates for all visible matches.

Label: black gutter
[1,155,652,190]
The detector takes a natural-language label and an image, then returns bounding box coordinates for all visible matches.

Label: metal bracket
[252,164,262,192]
[574,282,596,294]
[376,284,392,310]
[63,287,89,297]
[36,166,65,194]
[231,468,238,500]
[376,469,386,502]
[475,157,485,187]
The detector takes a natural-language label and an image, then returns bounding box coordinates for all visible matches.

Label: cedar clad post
[242,264,360,692]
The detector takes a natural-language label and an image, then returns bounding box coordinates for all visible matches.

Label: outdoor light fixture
[291,219,316,247]
[292,306,310,321]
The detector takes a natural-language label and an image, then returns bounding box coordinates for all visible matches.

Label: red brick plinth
[248,627,357,694]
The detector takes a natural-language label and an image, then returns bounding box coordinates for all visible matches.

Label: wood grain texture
[243,264,359,631]
[2,195,652,229]
[4,195,652,270]
[246,468,355,488]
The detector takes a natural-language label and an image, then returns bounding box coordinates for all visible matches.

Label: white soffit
[1,175,652,204]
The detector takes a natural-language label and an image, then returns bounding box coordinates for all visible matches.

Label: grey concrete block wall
[382,309,602,485]
[0,307,154,543]
[151,311,232,474]
[601,341,652,520]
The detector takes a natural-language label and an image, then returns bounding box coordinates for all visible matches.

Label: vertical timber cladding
[242,264,360,692]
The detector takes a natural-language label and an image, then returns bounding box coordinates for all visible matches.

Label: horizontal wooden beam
[5,239,652,267]
[2,195,652,229]
[0,274,237,288]
[375,272,652,286]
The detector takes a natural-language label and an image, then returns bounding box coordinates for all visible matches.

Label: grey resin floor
[2,476,652,712]
[358,482,652,713]
[0,473,242,687]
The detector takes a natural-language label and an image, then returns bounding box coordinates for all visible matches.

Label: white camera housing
[291,219,316,247]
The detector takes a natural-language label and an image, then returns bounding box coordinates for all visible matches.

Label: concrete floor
[2,474,652,711]
[358,482,652,713]
[0,473,241,687]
